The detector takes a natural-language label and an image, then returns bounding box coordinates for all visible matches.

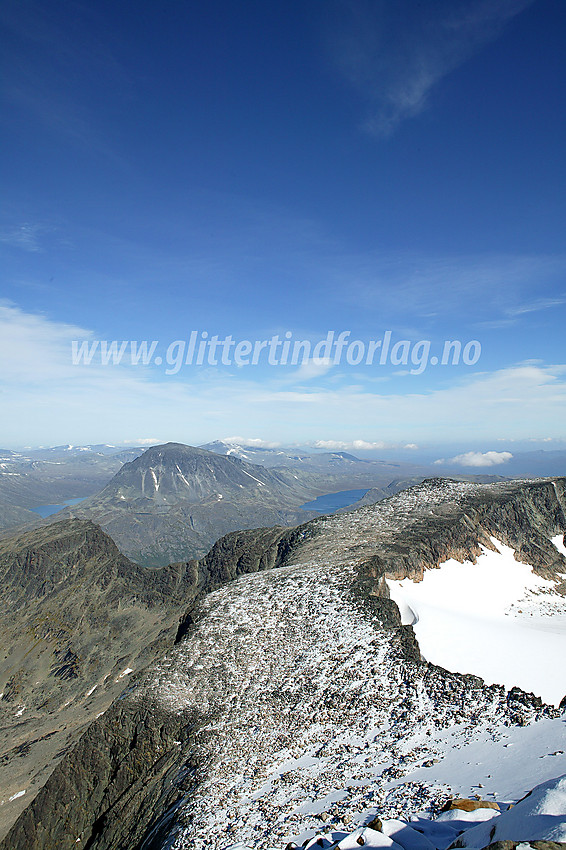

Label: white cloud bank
[435,450,513,467]
[222,437,281,449]
[313,439,419,452]
[314,439,386,451]
[1,303,565,448]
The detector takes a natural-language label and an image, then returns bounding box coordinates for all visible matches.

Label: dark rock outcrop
[452,840,566,850]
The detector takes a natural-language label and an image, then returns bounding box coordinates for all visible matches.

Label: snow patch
[552,534,566,559]
[117,667,134,680]
[455,773,566,846]
[387,539,566,704]
[241,469,265,486]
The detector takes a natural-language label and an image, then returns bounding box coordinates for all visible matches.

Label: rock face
[482,844,566,850]
[3,477,565,850]
[0,514,323,841]
[339,477,566,585]
[59,443,325,566]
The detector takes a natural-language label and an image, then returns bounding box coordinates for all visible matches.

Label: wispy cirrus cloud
[327,250,566,326]
[506,296,566,317]
[326,0,534,136]
[477,293,566,329]
[0,222,47,252]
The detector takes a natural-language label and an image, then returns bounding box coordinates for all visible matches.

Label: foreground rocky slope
[0,519,199,838]
[4,477,566,849]
[0,516,310,840]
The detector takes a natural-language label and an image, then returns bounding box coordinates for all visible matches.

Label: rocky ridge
[2,477,565,849]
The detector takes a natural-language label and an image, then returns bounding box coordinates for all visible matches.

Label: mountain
[100,442,312,503]
[4,476,566,849]
[6,444,147,461]
[0,449,21,461]
[0,494,40,533]
[57,442,322,566]
[0,512,305,840]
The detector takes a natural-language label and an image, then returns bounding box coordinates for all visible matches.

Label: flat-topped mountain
[58,442,324,566]
[100,442,311,504]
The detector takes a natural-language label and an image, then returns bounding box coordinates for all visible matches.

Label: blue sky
[1,0,565,460]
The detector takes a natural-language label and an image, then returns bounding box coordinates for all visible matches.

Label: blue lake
[31,497,87,518]
[301,488,369,514]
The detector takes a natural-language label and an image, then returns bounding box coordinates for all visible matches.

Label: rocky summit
[3,477,566,849]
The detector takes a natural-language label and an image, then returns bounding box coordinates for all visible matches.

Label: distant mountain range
[199,439,405,471]
[0,446,147,536]
[3,440,566,568]
[51,442,454,566]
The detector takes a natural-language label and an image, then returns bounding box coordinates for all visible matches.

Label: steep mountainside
[0,519,200,838]
[0,494,40,534]
[5,477,566,850]
[58,443,325,566]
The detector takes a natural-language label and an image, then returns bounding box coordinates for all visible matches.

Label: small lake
[31,497,87,518]
[301,488,369,514]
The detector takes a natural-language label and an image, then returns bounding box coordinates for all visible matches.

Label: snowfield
[215,770,566,850]
[387,538,566,705]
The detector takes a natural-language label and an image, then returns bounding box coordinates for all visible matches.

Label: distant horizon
[4,436,566,479]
